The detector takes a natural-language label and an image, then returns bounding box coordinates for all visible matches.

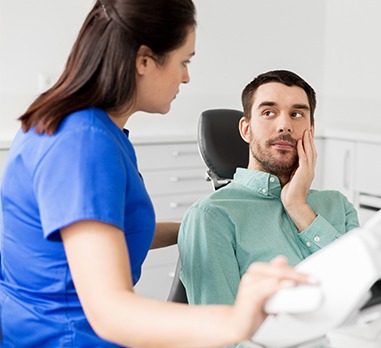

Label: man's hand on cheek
[281,130,317,231]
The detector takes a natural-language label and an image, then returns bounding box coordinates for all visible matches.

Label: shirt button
[262,188,267,193]
[314,236,320,243]
[269,177,275,183]
[306,242,312,247]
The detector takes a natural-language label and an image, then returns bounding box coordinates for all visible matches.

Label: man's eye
[264,111,275,116]
[291,112,303,118]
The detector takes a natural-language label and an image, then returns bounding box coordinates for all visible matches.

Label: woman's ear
[136,45,154,75]
[238,116,251,144]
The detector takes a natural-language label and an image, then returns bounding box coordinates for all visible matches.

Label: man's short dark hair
[241,70,316,125]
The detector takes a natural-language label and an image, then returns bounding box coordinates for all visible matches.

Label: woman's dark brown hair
[19,0,196,134]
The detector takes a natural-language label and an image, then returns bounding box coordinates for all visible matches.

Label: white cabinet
[133,141,212,221]
[355,143,381,225]
[355,143,381,197]
[322,139,356,203]
[312,136,324,190]
[321,134,381,225]
[133,140,212,300]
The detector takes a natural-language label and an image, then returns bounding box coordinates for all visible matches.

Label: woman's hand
[230,256,314,343]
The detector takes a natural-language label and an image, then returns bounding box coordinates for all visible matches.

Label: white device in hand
[264,284,323,314]
[250,210,381,348]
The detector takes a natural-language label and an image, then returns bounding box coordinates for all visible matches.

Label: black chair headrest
[198,109,249,180]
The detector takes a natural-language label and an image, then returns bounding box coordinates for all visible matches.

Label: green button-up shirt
[179,168,359,309]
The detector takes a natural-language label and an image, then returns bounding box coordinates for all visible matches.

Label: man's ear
[238,116,251,144]
[136,45,154,75]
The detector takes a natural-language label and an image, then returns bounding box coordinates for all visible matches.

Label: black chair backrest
[198,109,248,181]
[167,259,188,303]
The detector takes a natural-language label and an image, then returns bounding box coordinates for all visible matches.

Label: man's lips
[271,141,295,150]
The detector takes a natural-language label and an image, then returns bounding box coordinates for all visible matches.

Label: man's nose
[277,114,293,133]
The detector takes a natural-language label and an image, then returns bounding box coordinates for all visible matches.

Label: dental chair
[167,108,248,303]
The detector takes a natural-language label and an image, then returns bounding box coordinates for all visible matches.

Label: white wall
[320,0,381,133]
[0,0,93,140]
[128,0,326,137]
[1,0,380,141]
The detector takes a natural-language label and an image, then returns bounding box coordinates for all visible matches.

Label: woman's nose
[182,67,190,84]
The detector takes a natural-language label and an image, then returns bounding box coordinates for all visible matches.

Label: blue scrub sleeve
[33,127,127,240]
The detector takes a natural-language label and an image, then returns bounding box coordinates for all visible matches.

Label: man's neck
[276,173,292,188]
[247,163,292,188]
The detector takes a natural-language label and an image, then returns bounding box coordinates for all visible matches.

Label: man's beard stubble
[249,134,299,181]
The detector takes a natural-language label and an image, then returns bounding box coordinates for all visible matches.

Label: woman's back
[0,108,155,347]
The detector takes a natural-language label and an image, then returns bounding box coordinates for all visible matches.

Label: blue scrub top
[0,108,155,347]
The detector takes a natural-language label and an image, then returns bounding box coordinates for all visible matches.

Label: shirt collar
[233,168,282,198]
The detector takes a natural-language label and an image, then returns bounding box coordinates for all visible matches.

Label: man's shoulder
[309,188,344,196]
[308,189,350,202]
[196,182,247,203]
[187,182,260,220]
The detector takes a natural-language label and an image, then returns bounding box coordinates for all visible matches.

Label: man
[178,70,359,308]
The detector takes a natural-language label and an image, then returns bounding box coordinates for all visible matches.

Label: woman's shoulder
[54,107,128,149]
[58,107,110,133]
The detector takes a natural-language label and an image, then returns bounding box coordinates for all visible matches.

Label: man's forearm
[285,203,317,232]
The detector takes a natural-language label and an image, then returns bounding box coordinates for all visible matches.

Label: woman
[0,0,312,347]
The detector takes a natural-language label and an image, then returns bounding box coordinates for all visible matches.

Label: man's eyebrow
[257,101,278,109]
[293,103,310,110]
[256,101,310,110]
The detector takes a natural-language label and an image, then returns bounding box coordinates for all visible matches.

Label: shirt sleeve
[178,203,241,305]
[298,192,360,253]
[33,127,127,240]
